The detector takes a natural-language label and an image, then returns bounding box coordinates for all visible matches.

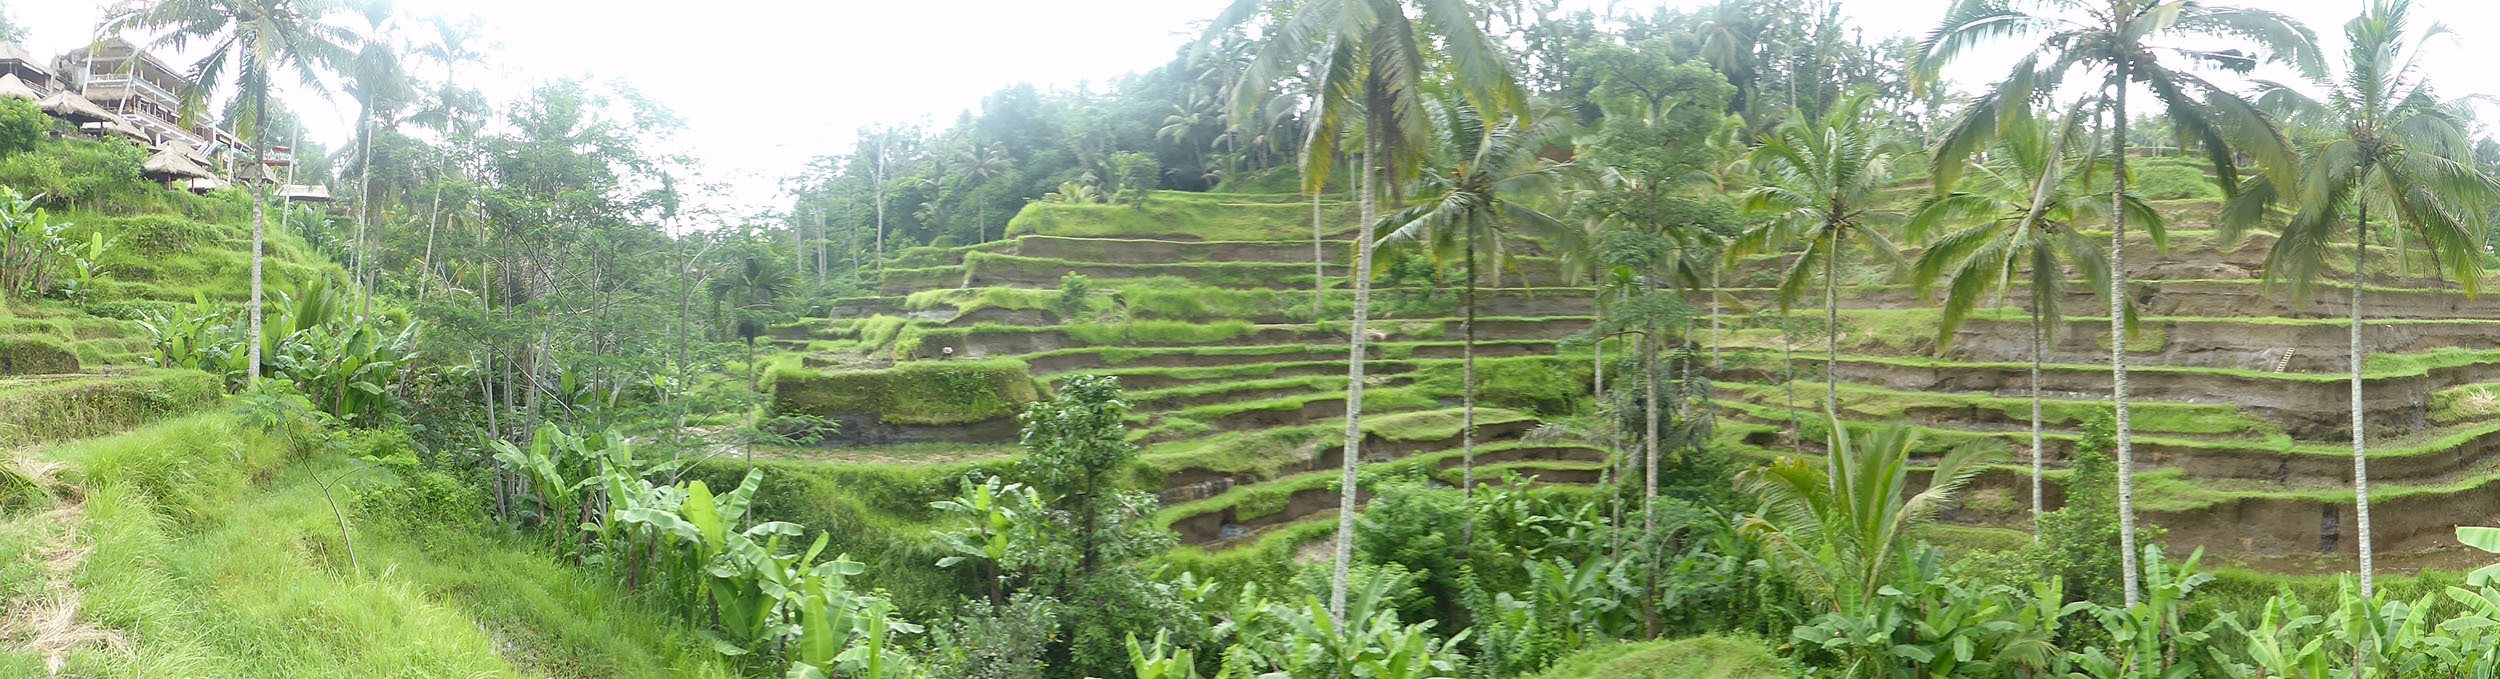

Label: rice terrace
[16,0,2500,676]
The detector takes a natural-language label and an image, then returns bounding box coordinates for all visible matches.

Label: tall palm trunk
[1460,236,1479,544]
[1313,189,1326,318]
[1644,279,1661,525]
[247,88,268,384]
[1329,144,1377,622]
[354,105,374,317]
[1710,266,1722,371]
[419,156,445,306]
[2353,202,2374,596]
[1823,231,1840,417]
[2031,302,2045,543]
[2110,79,2142,608]
[1641,311,1661,639]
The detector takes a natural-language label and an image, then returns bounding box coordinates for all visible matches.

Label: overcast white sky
[9,0,2500,217]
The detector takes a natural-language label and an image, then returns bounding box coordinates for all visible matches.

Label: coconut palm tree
[2222,0,2498,596]
[1911,0,2317,607]
[1908,105,2156,541]
[114,0,355,384]
[340,1,412,317]
[1741,419,2001,614]
[1727,93,1905,424]
[1380,101,1568,540]
[962,142,1010,243]
[1206,0,1523,618]
[710,251,795,389]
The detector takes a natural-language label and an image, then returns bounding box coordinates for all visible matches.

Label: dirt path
[0,457,128,677]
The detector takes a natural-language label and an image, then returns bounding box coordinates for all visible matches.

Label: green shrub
[0,334,77,375]
[769,359,1041,425]
[0,98,46,157]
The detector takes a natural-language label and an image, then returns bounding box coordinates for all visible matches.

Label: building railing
[83,74,182,107]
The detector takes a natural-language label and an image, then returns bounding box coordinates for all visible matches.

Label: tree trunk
[1329,144,1377,623]
[248,88,268,384]
[1641,315,1660,639]
[1313,188,1326,318]
[2353,201,2374,597]
[1644,313,1660,522]
[1710,266,1722,371]
[355,104,374,317]
[1824,231,1841,418]
[2031,302,2045,543]
[874,140,888,274]
[2111,79,2142,608]
[1460,236,1479,546]
[419,157,445,306]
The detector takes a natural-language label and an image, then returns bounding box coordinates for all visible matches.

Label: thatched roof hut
[143,147,216,180]
[38,89,114,123]
[0,73,38,101]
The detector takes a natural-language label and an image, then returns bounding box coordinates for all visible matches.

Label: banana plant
[928,475,1041,608]
[2068,546,2222,679]
[2227,593,2330,679]
[489,423,592,534]
[786,553,925,679]
[1267,575,1468,679]
[2323,577,2441,678]
[1127,630,1200,679]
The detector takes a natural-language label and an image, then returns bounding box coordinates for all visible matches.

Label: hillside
[761,190,1606,565]
[0,182,733,677]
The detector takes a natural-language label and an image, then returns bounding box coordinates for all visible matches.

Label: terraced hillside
[768,180,2500,573]
[1703,191,2500,570]
[766,191,1606,551]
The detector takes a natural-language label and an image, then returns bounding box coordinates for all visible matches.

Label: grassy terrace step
[881,316,1590,361]
[1725,228,2470,291]
[1716,379,2285,443]
[1713,392,2500,487]
[1726,347,2500,441]
[1715,307,2500,374]
[870,285,1598,326]
[1006,190,1360,241]
[960,251,1333,290]
[0,370,222,448]
[1003,339,1570,376]
[1713,279,2500,321]
[1141,407,1541,491]
[1157,435,1591,547]
[1008,234,1355,267]
[1130,384,1443,445]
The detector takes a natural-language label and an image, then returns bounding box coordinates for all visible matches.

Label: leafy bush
[1056,272,1093,320]
[0,137,152,211]
[139,278,421,424]
[0,98,46,157]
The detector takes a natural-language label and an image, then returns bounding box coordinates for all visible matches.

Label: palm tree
[1728,94,1904,424]
[1912,0,2317,607]
[2223,0,2498,597]
[1741,419,2000,614]
[1908,105,2155,541]
[114,0,354,384]
[710,251,795,389]
[1207,0,1523,618]
[1380,102,1567,540]
[341,0,411,317]
[962,142,1010,243]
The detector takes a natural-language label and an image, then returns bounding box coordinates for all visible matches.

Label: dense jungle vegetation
[17,0,2500,677]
